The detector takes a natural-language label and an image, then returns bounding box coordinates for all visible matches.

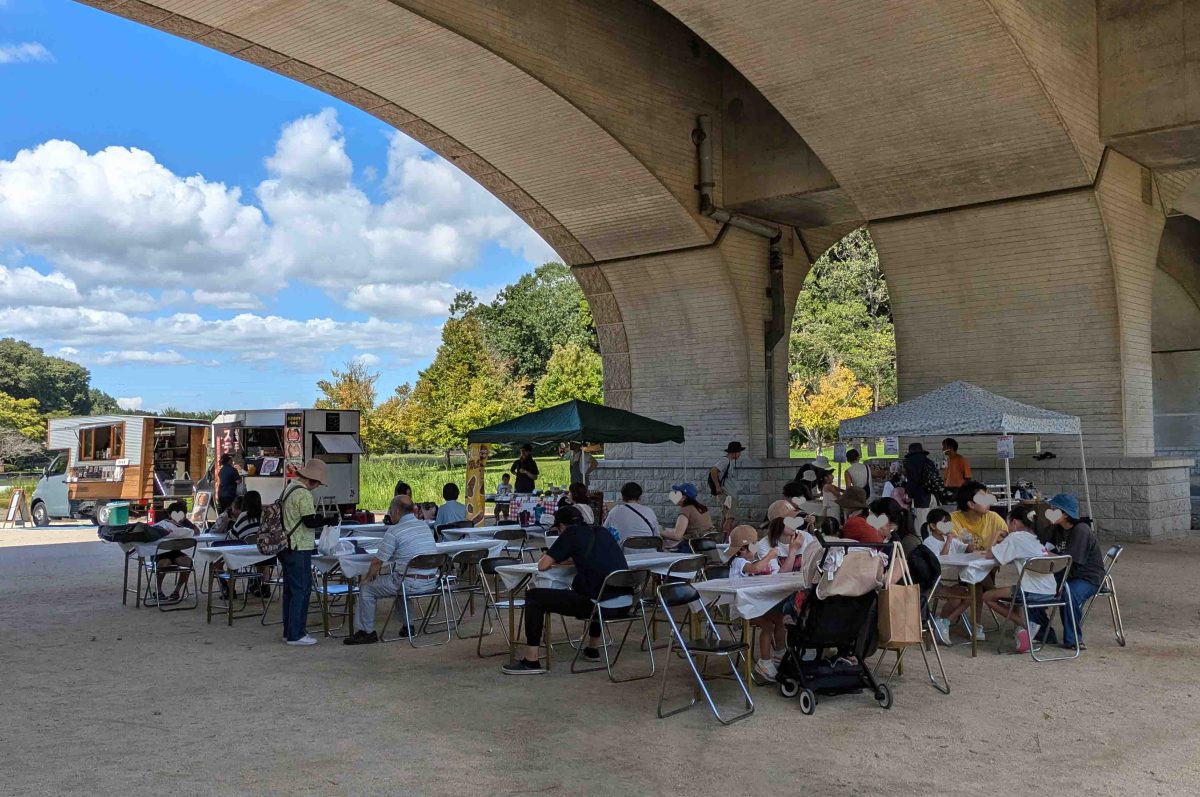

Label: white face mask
[801,471,816,483]
[790,497,806,509]
[170,511,185,523]
[935,520,953,534]
[972,492,997,510]
[865,513,889,530]
[669,490,683,505]
[783,516,805,531]
[1045,508,1063,524]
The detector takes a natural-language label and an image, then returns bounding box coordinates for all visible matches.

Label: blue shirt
[435,500,467,526]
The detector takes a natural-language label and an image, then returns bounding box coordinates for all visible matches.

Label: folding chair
[655,582,754,725]
[493,528,528,561]
[642,554,707,649]
[475,556,525,657]
[312,565,358,638]
[206,538,269,626]
[434,520,474,542]
[570,569,656,682]
[872,574,950,694]
[688,538,721,564]
[622,536,664,552]
[379,553,452,647]
[1081,545,1126,646]
[141,538,198,612]
[445,547,491,638]
[995,554,1080,662]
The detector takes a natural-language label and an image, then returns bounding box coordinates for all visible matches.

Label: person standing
[709,441,745,533]
[903,442,941,531]
[942,438,972,491]
[568,442,598,487]
[278,459,332,647]
[510,444,540,493]
[844,449,871,499]
[216,454,242,514]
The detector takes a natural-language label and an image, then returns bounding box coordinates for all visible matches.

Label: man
[502,505,628,674]
[569,442,598,487]
[510,444,539,494]
[903,442,941,530]
[279,459,334,647]
[844,449,870,499]
[605,482,659,542]
[710,441,745,533]
[434,483,467,527]
[216,454,241,514]
[345,494,439,645]
[942,438,972,490]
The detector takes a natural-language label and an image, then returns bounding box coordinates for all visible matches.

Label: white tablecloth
[336,523,387,536]
[194,544,278,570]
[938,552,999,585]
[693,572,808,620]
[312,539,509,579]
[494,551,695,591]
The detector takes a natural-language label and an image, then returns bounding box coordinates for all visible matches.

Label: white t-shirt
[847,462,870,495]
[712,457,738,496]
[990,530,1057,596]
[731,552,780,578]
[606,502,659,541]
[576,504,595,525]
[922,534,968,558]
[756,532,813,563]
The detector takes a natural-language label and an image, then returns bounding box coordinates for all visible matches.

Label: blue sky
[0,0,554,412]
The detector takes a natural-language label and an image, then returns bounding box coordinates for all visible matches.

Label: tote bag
[877,542,923,649]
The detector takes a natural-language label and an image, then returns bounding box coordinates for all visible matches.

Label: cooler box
[104,502,130,525]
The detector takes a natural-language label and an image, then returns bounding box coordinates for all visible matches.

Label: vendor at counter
[216,454,242,514]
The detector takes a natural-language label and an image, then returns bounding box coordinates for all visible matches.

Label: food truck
[207,409,362,512]
[34,415,210,524]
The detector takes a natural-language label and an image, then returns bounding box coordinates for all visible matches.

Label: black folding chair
[622,536,664,552]
[141,538,198,612]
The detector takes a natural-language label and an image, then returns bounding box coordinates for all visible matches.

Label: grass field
[360,454,571,511]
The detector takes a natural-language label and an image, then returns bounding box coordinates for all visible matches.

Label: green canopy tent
[467,399,684,445]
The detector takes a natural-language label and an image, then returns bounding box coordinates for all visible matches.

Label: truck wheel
[31,502,50,527]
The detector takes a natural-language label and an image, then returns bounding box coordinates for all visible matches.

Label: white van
[30,450,70,526]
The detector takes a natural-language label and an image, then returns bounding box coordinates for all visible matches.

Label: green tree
[789,364,873,451]
[316,359,380,453]
[474,262,596,386]
[0,391,45,439]
[789,228,896,409]
[371,384,412,454]
[0,338,92,415]
[88,388,123,414]
[403,315,528,453]
[159,407,220,421]
[534,342,603,408]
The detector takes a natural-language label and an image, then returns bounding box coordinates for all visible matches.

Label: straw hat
[294,458,328,486]
[724,525,760,562]
[836,486,869,511]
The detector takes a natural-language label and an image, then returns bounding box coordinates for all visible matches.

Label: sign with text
[997,435,1015,460]
[884,436,900,456]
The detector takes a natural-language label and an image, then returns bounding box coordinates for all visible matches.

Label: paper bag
[878,544,922,648]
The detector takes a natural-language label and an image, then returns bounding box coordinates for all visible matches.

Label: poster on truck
[284,412,304,472]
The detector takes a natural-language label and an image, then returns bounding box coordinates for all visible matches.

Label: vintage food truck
[33,415,210,525]
[206,408,362,513]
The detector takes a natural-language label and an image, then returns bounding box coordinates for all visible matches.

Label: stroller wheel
[778,677,799,699]
[874,684,893,710]
[799,688,817,715]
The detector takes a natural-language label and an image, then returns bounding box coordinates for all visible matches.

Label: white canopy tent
[838,381,1091,516]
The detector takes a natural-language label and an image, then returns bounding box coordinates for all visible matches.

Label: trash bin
[103,501,130,526]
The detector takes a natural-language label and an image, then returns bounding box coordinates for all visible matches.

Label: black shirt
[217,464,241,500]
[1054,521,1105,586]
[510,457,539,493]
[546,523,628,599]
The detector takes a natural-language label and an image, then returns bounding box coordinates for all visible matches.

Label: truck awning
[314,433,362,455]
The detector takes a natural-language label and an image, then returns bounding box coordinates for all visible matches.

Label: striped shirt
[231,513,261,541]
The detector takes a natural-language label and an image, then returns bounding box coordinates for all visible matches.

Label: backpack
[708,460,730,496]
[919,458,945,501]
[257,483,304,555]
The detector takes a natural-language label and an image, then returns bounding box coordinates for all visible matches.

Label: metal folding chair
[434,519,474,542]
[312,563,358,638]
[379,552,452,647]
[475,556,525,657]
[688,538,721,564]
[1081,545,1126,646]
[205,537,269,626]
[570,569,656,682]
[996,554,1080,661]
[141,538,198,612]
[445,546,491,638]
[655,582,754,725]
[642,554,706,650]
[873,574,950,694]
[493,527,528,561]
[622,536,664,552]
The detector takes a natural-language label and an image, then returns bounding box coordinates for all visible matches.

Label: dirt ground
[0,525,1198,797]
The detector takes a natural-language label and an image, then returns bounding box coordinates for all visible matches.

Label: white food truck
[206,408,363,513]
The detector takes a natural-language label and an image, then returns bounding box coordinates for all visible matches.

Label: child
[982,507,1057,653]
[494,473,513,521]
[921,508,970,644]
[725,525,790,683]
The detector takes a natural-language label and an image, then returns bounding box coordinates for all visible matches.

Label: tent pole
[1078,431,1093,521]
[1004,456,1013,514]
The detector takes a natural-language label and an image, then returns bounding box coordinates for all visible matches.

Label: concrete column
[870,151,1190,540]
[575,226,808,522]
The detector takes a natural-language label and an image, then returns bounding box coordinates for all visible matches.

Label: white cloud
[351,352,380,368]
[277,401,302,410]
[344,281,458,317]
[0,43,53,64]
[116,396,143,411]
[191,289,264,310]
[94,350,194,366]
[0,265,154,311]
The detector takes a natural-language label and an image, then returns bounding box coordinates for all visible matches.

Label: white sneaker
[973,625,986,642]
[286,635,318,646]
[933,617,952,646]
[753,658,778,683]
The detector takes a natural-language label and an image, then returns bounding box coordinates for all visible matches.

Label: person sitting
[1043,493,1105,650]
[434,483,467,527]
[920,509,969,645]
[502,505,628,674]
[565,482,594,524]
[921,508,967,556]
[948,481,1007,641]
[836,487,879,542]
[981,506,1057,653]
[604,482,659,542]
[153,500,199,602]
[758,506,811,566]
[881,464,909,509]
[494,473,513,521]
[725,525,792,682]
[847,497,900,546]
[661,483,714,551]
[383,481,412,524]
[344,495,439,645]
[880,499,921,557]
[231,491,262,542]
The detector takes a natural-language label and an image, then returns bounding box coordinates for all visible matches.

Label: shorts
[720,494,738,524]
[1010,587,1056,605]
[157,549,191,564]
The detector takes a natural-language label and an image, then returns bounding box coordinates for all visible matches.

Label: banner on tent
[997,435,1015,460]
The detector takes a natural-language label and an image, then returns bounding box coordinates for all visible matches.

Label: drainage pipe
[693,114,786,458]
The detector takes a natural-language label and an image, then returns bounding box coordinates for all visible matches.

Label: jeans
[278,548,314,642]
[1062,578,1099,645]
[523,588,629,647]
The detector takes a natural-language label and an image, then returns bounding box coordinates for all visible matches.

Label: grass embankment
[361,454,570,511]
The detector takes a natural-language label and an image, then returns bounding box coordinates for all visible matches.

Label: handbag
[877,542,923,649]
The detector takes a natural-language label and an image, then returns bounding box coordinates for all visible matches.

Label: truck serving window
[79,425,124,461]
[312,433,361,464]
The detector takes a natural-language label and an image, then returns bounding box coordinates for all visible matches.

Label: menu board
[284,412,304,471]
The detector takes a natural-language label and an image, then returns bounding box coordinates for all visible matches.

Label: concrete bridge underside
[77,0,1200,540]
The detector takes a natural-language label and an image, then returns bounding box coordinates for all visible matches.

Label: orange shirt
[944,452,972,488]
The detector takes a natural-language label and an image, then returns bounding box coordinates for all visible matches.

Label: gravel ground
[1,525,1198,796]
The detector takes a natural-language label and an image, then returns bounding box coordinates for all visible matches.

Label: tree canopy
[534,342,603,409]
[0,338,93,415]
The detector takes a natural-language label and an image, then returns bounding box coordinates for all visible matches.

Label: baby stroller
[775,535,894,715]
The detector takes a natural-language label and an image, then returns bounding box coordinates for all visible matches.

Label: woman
[819,469,844,518]
[279,459,334,647]
[1043,493,1105,650]
[834,487,873,540]
[661,483,714,551]
[153,500,199,602]
[567,482,594,524]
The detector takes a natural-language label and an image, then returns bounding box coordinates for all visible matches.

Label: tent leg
[1078,431,1093,522]
[1004,458,1013,512]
